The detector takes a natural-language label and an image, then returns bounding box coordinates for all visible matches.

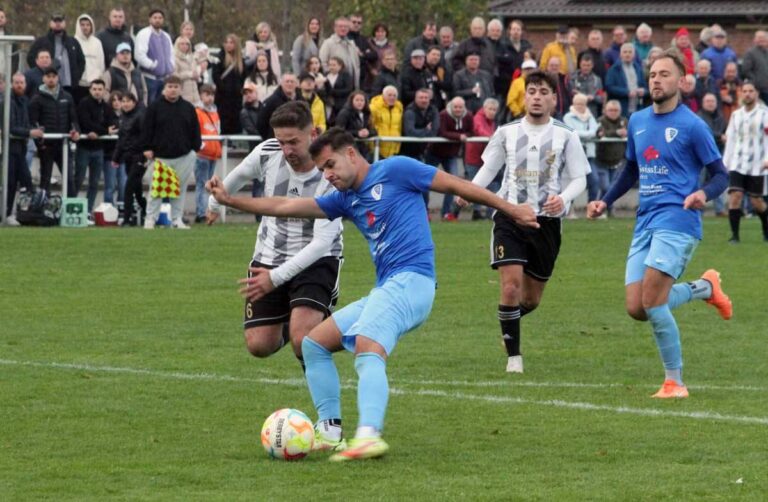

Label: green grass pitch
[1,218,766,500]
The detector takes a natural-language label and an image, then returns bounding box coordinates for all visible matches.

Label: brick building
[489,0,767,58]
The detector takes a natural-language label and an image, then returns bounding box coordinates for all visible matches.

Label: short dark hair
[89,78,106,88]
[199,83,216,95]
[525,70,557,92]
[742,79,757,90]
[655,49,686,76]
[309,127,357,159]
[164,75,182,86]
[121,92,137,103]
[269,100,314,130]
[149,9,165,17]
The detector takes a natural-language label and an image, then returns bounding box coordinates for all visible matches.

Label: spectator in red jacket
[464,97,500,219]
[425,96,474,220]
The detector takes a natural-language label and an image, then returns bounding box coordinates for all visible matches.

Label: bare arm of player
[430,170,539,228]
[206,175,328,219]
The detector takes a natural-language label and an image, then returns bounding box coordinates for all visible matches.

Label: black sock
[498,304,521,357]
[728,209,742,239]
[757,209,768,237]
[297,355,306,373]
[519,304,532,317]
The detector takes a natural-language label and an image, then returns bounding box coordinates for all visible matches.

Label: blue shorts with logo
[625,228,699,285]
[333,272,436,355]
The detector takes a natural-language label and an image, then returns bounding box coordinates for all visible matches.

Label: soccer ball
[260,408,315,460]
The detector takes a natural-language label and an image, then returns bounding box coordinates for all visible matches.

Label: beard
[651,89,677,105]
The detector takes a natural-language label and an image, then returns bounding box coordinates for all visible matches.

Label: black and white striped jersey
[475,117,591,215]
[724,104,768,177]
[208,139,343,286]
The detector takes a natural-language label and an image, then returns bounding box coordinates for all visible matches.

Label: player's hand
[762,160,768,171]
[683,190,707,210]
[143,150,154,160]
[506,203,539,229]
[586,200,607,219]
[206,176,230,205]
[454,196,469,209]
[238,267,275,302]
[205,209,220,225]
[542,194,564,216]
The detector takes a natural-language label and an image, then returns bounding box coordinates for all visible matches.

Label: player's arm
[208,176,327,219]
[683,121,731,210]
[684,159,729,209]
[206,143,270,223]
[269,217,340,287]
[455,130,505,208]
[587,159,638,218]
[543,132,589,216]
[241,217,341,302]
[430,170,538,228]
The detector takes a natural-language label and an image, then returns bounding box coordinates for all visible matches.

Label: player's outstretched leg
[301,337,346,452]
[666,270,732,320]
[646,304,689,399]
[330,351,390,462]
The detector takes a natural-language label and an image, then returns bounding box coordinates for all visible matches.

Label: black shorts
[243,256,342,329]
[490,214,562,282]
[728,172,768,197]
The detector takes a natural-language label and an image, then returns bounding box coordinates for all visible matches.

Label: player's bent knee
[626,305,647,321]
[244,329,280,358]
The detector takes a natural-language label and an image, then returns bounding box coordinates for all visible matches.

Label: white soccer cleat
[172,218,190,230]
[506,355,523,374]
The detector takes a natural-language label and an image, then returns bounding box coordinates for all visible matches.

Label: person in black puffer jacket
[334,91,377,160]
[28,67,80,194]
[112,93,146,225]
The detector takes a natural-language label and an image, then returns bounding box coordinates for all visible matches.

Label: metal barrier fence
[1,132,628,224]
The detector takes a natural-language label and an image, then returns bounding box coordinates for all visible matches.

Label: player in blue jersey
[587,50,732,398]
[208,127,538,460]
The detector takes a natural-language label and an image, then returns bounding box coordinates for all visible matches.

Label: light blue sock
[668,280,712,309]
[354,352,388,432]
[302,337,341,421]
[645,304,684,384]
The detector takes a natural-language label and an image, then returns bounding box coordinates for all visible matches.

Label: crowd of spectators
[1,6,767,225]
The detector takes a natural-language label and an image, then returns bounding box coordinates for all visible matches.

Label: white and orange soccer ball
[260,408,315,460]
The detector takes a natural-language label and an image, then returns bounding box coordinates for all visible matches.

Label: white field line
[2,358,767,426]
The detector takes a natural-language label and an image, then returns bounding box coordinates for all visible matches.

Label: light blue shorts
[333,272,436,355]
[625,229,699,285]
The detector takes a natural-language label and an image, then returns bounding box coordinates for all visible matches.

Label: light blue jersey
[626,104,721,240]
[315,156,438,286]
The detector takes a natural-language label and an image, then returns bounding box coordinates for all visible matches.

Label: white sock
[355,425,380,439]
[318,420,342,440]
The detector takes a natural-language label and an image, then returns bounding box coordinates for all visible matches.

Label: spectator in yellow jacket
[369,85,403,158]
[298,72,326,133]
[506,60,537,119]
[539,26,578,75]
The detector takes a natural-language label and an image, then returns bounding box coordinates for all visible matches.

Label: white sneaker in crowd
[143,218,155,229]
[172,218,190,230]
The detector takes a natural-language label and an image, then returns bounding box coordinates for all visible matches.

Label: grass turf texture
[1,218,766,500]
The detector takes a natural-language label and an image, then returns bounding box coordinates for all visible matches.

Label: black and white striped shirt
[724,104,768,177]
[208,139,343,286]
[473,118,590,216]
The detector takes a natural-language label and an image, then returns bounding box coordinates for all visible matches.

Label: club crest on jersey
[371,183,383,200]
[665,128,678,143]
[545,150,556,165]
